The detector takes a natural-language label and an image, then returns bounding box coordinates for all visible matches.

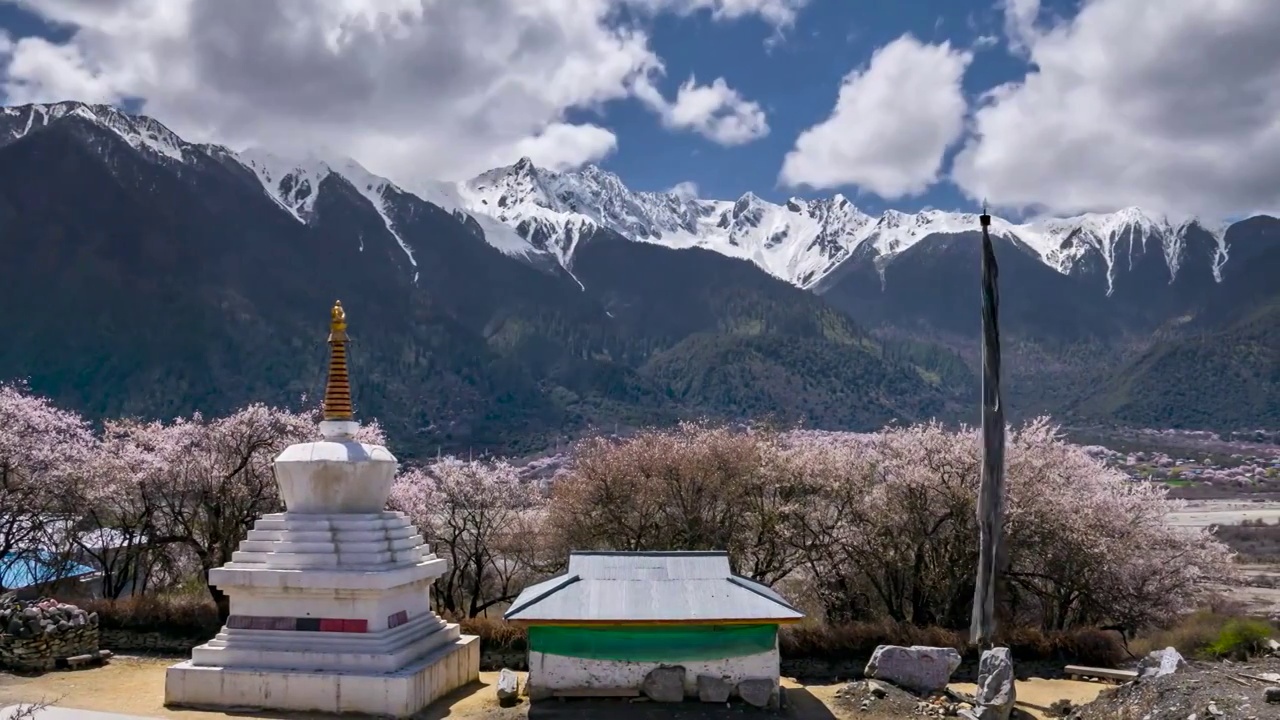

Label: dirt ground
[1072,657,1280,720]
[0,656,1108,720]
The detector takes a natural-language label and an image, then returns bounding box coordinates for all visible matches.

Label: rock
[1264,686,1280,704]
[696,674,732,703]
[641,665,686,703]
[1138,646,1187,678]
[736,677,776,708]
[864,645,962,695]
[866,680,888,699]
[496,668,519,706]
[971,647,1016,720]
[1206,701,1223,717]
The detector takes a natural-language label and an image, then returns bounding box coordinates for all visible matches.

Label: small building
[504,550,803,701]
[0,551,99,600]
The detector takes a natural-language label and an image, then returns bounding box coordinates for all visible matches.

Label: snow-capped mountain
[449,157,1232,295]
[0,101,1234,299]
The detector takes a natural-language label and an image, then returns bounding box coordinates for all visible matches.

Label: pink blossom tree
[548,422,807,585]
[143,404,315,619]
[61,419,174,599]
[548,419,1237,632]
[0,384,95,593]
[389,457,545,617]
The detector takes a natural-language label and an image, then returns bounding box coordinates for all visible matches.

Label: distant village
[1083,444,1280,487]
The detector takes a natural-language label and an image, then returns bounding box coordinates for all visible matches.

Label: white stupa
[165,301,479,717]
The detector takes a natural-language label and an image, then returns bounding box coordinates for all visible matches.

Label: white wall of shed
[527,647,779,694]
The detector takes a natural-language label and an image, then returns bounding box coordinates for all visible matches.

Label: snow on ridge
[2,101,186,161]
[446,158,1250,294]
[0,102,1239,293]
[235,148,417,270]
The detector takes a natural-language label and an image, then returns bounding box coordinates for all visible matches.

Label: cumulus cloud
[625,0,810,27]
[0,0,785,188]
[778,34,972,199]
[635,74,769,145]
[952,0,1280,220]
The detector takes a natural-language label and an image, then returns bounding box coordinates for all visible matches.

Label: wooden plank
[552,688,642,698]
[1064,665,1138,683]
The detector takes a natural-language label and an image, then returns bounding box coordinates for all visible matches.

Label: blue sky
[597,0,1033,212]
[0,0,1274,221]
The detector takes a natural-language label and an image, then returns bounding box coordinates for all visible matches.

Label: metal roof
[504,551,803,624]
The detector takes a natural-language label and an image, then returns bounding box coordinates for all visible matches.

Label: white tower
[165,301,479,717]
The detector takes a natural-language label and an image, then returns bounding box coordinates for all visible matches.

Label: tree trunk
[207,570,231,625]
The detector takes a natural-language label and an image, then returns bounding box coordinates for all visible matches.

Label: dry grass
[1212,518,1280,563]
[80,595,220,637]
[1130,600,1278,661]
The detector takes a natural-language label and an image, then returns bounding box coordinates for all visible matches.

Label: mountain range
[0,100,1275,456]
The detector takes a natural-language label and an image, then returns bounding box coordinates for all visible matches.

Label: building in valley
[504,550,803,705]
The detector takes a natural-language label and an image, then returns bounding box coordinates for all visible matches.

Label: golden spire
[323,301,354,421]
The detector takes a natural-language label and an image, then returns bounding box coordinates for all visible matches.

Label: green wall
[527,624,778,662]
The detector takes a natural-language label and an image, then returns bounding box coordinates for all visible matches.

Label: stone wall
[0,599,100,672]
[97,629,211,655]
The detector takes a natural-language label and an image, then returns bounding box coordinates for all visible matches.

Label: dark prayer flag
[971,205,1006,647]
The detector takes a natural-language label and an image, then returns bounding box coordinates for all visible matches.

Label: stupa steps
[209,612,449,651]
[193,610,458,673]
[229,548,427,569]
[209,557,447,590]
[245,528,420,543]
[236,535,425,554]
[251,512,415,531]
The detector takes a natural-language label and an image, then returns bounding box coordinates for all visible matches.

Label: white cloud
[1,36,119,105]
[511,123,620,171]
[624,0,809,27]
[0,0,791,187]
[668,180,699,198]
[952,0,1280,220]
[778,34,972,199]
[1001,0,1040,53]
[635,74,769,145]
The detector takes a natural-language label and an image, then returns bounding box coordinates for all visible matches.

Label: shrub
[1205,618,1274,660]
[80,595,220,638]
[458,615,527,651]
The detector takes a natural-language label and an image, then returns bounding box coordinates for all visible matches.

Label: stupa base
[164,633,479,718]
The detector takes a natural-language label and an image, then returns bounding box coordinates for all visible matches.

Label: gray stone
[1138,647,1187,679]
[642,665,686,703]
[864,645,962,695]
[496,668,519,706]
[866,680,888,698]
[736,678,776,708]
[696,674,732,703]
[970,647,1016,720]
[1265,686,1280,704]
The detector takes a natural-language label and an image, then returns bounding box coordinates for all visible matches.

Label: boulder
[696,674,732,703]
[864,645,962,695]
[736,678,776,708]
[642,665,686,703]
[971,647,1016,720]
[496,668,520,706]
[1265,686,1280,704]
[1138,647,1186,679]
